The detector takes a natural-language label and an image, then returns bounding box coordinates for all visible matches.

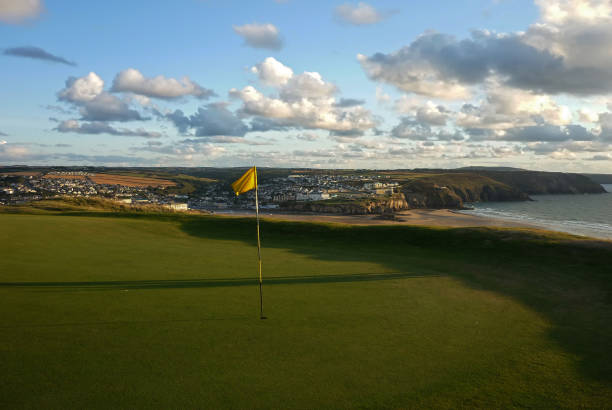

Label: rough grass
[0,197,203,215]
[1,206,611,408]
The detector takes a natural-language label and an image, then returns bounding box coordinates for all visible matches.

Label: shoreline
[213,208,612,241]
[214,208,538,229]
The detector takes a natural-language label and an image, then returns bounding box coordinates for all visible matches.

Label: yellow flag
[231,166,257,196]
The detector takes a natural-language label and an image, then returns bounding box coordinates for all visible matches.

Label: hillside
[399,173,528,209]
[2,166,606,214]
[475,170,606,195]
[584,173,612,184]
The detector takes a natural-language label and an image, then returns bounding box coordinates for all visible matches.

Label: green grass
[1,208,611,408]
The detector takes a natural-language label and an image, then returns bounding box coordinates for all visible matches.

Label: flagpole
[254,167,265,319]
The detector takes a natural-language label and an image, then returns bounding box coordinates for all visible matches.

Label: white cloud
[335,2,386,25]
[230,57,376,133]
[456,85,573,130]
[57,72,143,122]
[578,108,599,123]
[233,23,283,50]
[549,148,578,160]
[111,68,214,100]
[58,72,104,103]
[251,57,293,87]
[536,0,612,25]
[0,0,43,23]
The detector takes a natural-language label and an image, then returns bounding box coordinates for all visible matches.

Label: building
[166,202,188,211]
[296,191,330,201]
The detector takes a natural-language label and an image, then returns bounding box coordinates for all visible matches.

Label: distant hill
[455,166,527,172]
[583,173,612,184]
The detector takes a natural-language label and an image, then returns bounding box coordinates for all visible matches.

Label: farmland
[88,173,176,187]
[1,204,611,408]
[1,171,42,177]
[43,174,87,180]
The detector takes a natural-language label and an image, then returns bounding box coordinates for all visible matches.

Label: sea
[460,184,612,240]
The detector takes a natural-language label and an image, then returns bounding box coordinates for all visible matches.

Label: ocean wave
[460,208,612,239]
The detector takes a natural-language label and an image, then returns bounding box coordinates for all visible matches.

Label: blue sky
[1,0,611,172]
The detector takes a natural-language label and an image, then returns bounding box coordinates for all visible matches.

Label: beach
[216,209,537,229]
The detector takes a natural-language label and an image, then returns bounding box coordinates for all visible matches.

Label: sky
[1,0,611,172]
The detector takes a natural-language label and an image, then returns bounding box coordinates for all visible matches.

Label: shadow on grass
[0,272,440,290]
[178,215,612,383]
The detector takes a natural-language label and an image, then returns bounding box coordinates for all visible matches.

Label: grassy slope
[1,208,611,408]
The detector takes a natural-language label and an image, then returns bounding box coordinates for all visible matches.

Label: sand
[214,209,536,229]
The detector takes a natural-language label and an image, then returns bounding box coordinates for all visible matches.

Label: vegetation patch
[89,173,176,187]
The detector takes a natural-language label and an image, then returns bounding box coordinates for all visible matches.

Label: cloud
[79,93,143,122]
[358,1,612,98]
[295,132,319,141]
[293,149,335,158]
[180,136,274,145]
[0,142,152,165]
[251,57,293,86]
[111,68,215,100]
[44,104,72,115]
[0,130,7,137]
[0,142,30,160]
[395,100,450,126]
[57,72,144,122]
[134,139,227,160]
[588,153,612,161]
[52,153,152,165]
[248,117,289,132]
[334,2,389,25]
[456,85,572,130]
[166,103,249,137]
[334,98,366,108]
[500,124,596,142]
[233,23,283,50]
[3,46,75,66]
[391,117,465,141]
[58,72,104,103]
[0,0,43,24]
[578,108,599,123]
[230,57,376,133]
[527,140,612,155]
[54,120,161,138]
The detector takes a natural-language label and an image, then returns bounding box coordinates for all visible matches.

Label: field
[1,207,611,408]
[89,173,176,187]
[1,171,42,177]
[43,174,87,180]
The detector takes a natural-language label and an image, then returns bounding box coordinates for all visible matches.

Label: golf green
[1,212,611,408]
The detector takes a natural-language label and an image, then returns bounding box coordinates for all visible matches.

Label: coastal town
[0,169,400,211]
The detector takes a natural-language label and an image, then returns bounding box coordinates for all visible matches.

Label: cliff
[476,171,606,194]
[281,194,409,215]
[400,173,528,209]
